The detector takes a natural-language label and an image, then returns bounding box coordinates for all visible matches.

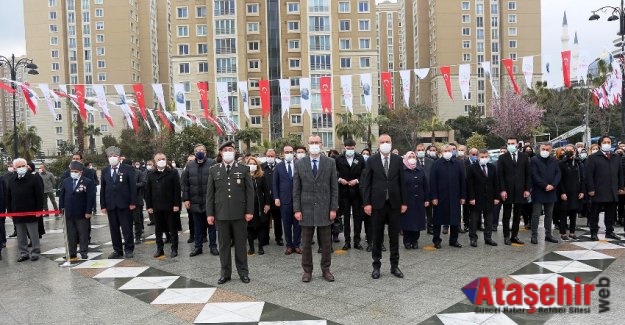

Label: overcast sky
[0,0,621,67]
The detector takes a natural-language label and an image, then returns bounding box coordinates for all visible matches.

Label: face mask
[580,153,588,160]
[479,158,489,166]
[171,162,177,168]
[108,156,119,166]
[7,167,14,173]
[222,151,235,163]
[429,151,437,158]
[362,154,369,161]
[70,172,81,180]
[601,144,612,152]
[507,145,518,153]
[379,143,392,154]
[249,164,257,173]
[309,144,321,155]
[469,156,478,163]
[407,158,417,165]
[452,149,457,157]
[345,149,355,157]
[16,167,27,176]
[156,160,167,168]
[565,151,574,158]
[416,151,425,158]
[135,164,140,169]
[146,165,153,171]
[591,149,598,154]
[442,152,453,160]
[266,157,275,164]
[296,153,306,160]
[195,152,206,160]
[457,150,465,157]
[285,153,295,162]
[540,150,550,158]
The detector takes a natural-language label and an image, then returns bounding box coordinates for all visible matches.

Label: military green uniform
[206,162,254,278]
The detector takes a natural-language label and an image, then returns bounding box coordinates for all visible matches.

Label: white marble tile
[553,250,615,261]
[46,229,65,234]
[534,260,601,273]
[54,252,103,262]
[259,321,327,325]
[580,233,618,241]
[118,276,180,290]
[151,288,216,304]
[510,273,579,287]
[437,312,516,325]
[492,290,563,309]
[42,247,67,255]
[194,302,265,324]
[91,224,107,229]
[94,266,150,278]
[572,241,624,250]
[74,259,123,269]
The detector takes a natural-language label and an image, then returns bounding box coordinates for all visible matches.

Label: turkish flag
[320,76,332,113]
[197,81,210,120]
[380,71,393,109]
[156,109,172,131]
[561,50,571,88]
[0,82,15,94]
[132,83,148,121]
[440,66,454,101]
[502,59,520,94]
[74,84,87,120]
[20,85,37,114]
[130,105,140,134]
[259,79,270,117]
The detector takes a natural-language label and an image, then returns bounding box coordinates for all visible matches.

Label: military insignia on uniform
[237,179,241,184]
[353,160,359,165]
[76,184,86,193]
[118,172,124,183]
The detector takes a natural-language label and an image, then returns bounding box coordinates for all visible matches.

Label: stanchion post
[59,211,72,267]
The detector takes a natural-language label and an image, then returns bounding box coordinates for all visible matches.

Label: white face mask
[345,149,355,157]
[7,167,14,173]
[540,150,550,158]
[429,151,438,158]
[416,151,425,158]
[266,157,275,164]
[379,143,392,154]
[457,150,465,157]
[285,153,295,162]
[16,167,28,176]
[601,144,612,152]
[309,144,321,155]
[222,151,235,163]
[507,145,518,153]
[442,152,453,160]
[108,156,119,166]
[580,153,588,160]
[296,153,306,160]
[407,158,417,165]
[362,154,369,160]
[249,164,257,173]
[479,158,489,166]
[156,160,167,168]
[135,164,140,169]
[591,149,598,154]
[146,165,153,171]
[70,172,81,180]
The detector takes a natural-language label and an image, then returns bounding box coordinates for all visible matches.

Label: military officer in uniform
[207,141,254,284]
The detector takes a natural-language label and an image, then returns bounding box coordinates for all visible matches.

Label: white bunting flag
[399,70,411,107]
[279,79,291,118]
[38,84,56,117]
[114,84,133,117]
[359,73,373,112]
[92,84,112,119]
[147,109,161,132]
[480,61,498,99]
[216,82,230,118]
[172,83,187,118]
[414,68,430,80]
[611,60,622,81]
[299,77,312,116]
[238,81,250,120]
[58,84,68,96]
[458,64,471,100]
[163,110,181,131]
[577,50,590,83]
[340,75,353,113]
[151,83,167,109]
[522,56,534,89]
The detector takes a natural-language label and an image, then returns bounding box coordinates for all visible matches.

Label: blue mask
[452,149,457,157]
[469,156,477,163]
[195,152,206,160]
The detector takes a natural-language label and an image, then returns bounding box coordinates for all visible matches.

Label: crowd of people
[0,134,623,284]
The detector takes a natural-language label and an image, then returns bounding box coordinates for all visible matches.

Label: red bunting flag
[561,50,571,88]
[380,72,394,109]
[74,84,87,120]
[197,81,210,121]
[502,59,520,95]
[132,83,148,121]
[440,66,454,101]
[156,109,172,131]
[21,85,37,114]
[259,79,270,117]
[0,82,15,94]
[130,105,139,135]
[320,76,332,113]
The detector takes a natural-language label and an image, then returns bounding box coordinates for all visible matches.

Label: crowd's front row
[1,134,622,284]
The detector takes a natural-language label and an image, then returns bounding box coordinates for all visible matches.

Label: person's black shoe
[477,226,485,231]
[8,232,17,238]
[390,267,404,278]
[545,236,559,243]
[276,239,284,246]
[134,238,141,245]
[366,244,372,252]
[470,240,477,247]
[30,255,39,261]
[450,242,462,248]
[492,226,498,232]
[381,244,387,252]
[531,236,538,244]
[147,222,155,226]
[354,242,364,250]
[210,247,220,256]
[485,239,498,246]
[189,249,203,257]
[108,252,123,259]
[154,249,165,258]
[511,237,524,245]
[561,235,570,241]
[590,234,599,241]
[217,276,231,285]
[333,236,340,243]
[434,243,442,249]
[1,242,5,248]
[442,227,449,235]
[125,252,134,258]
[187,237,195,243]
[342,243,351,250]
[258,247,264,255]
[317,247,322,254]
[170,248,178,258]
[80,254,89,260]
[504,237,512,246]
[606,232,622,240]
[17,256,29,262]
[371,268,381,279]
[247,248,255,255]
[458,228,466,234]
[412,242,419,249]
[404,244,412,249]
[240,276,250,283]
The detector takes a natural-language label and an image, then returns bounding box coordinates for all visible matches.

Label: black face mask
[565,151,574,158]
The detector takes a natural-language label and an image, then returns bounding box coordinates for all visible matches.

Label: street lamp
[590,1,625,142]
[0,54,38,159]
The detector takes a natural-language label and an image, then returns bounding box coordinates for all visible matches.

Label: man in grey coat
[293,135,339,283]
[39,164,58,216]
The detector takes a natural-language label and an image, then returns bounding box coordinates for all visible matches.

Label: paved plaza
[0,211,623,324]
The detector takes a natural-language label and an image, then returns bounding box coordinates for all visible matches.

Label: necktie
[287,162,292,178]
[112,167,118,182]
[384,157,389,176]
[312,160,318,177]
[512,153,516,163]
[73,179,78,190]
[226,164,231,174]
[482,165,487,177]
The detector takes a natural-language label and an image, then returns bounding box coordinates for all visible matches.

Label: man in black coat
[101,146,137,259]
[497,138,530,246]
[260,148,283,246]
[467,149,499,247]
[146,153,182,258]
[361,134,408,279]
[132,161,147,244]
[586,135,625,240]
[530,143,561,244]
[336,138,366,250]
[182,143,218,256]
[417,144,435,234]
[7,158,44,262]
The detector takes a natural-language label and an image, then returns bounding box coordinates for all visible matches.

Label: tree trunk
[367,124,372,149]
[431,130,435,144]
[76,116,85,153]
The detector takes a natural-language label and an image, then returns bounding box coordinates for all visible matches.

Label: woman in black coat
[246,157,270,255]
[557,146,585,240]
[400,152,429,249]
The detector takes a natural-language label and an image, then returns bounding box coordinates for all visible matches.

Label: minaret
[572,31,579,79]
[561,11,569,51]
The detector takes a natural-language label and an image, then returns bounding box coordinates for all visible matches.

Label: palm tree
[357,113,389,149]
[84,124,102,154]
[335,113,366,142]
[2,123,42,160]
[421,116,450,144]
[235,123,261,154]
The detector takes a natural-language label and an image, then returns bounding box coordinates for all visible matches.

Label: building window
[215,38,236,54]
[96,34,105,43]
[214,0,236,16]
[463,53,471,62]
[49,11,57,19]
[178,44,189,55]
[177,25,189,37]
[196,24,208,36]
[310,55,331,70]
[359,38,371,49]
[339,20,350,31]
[340,57,351,68]
[491,17,499,27]
[510,53,517,60]
[462,40,470,49]
[462,27,470,36]
[477,42,484,52]
[198,62,209,73]
[288,39,300,51]
[508,1,517,10]
[509,40,517,48]
[50,24,58,32]
[51,50,59,58]
[339,39,351,50]
[290,78,300,87]
[309,16,330,32]
[177,7,188,19]
[287,21,299,31]
[96,47,105,56]
[179,63,190,74]
[247,3,259,15]
[289,59,301,69]
[251,116,261,125]
[55,127,63,134]
[51,63,60,71]
[508,14,517,23]
[249,79,260,88]
[55,113,62,121]
[477,29,484,40]
[309,35,331,50]
[291,114,302,125]
[492,42,499,52]
[250,97,261,106]
[358,19,370,31]
[94,21,103,30]
[97,72,106,81]
[248,60,260,70]
[359,57,370,68]
[95,8,103,17]
[338,1,350,13]
[100,125,108,133]
[508,27,517,36]
[49,0,56,7]
[197,43,208,54]
[287,2,299,13]
[52,76,60,83]
[215,19,236,35]
[476,16,484,27]
[216,58,237,73]
[248,41,259,52]
[491,3,499,13]
[462,14,470,23]
[312,113,333,128]
[358,1,369,13]
[97,60,105,68]
[291,96,301,105]
[50,37,58,45]
[247,22,259,33]
[461,1,470,10]
[196,5,207,18]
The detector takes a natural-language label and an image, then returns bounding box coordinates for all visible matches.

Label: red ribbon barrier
[0,210,61,217]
